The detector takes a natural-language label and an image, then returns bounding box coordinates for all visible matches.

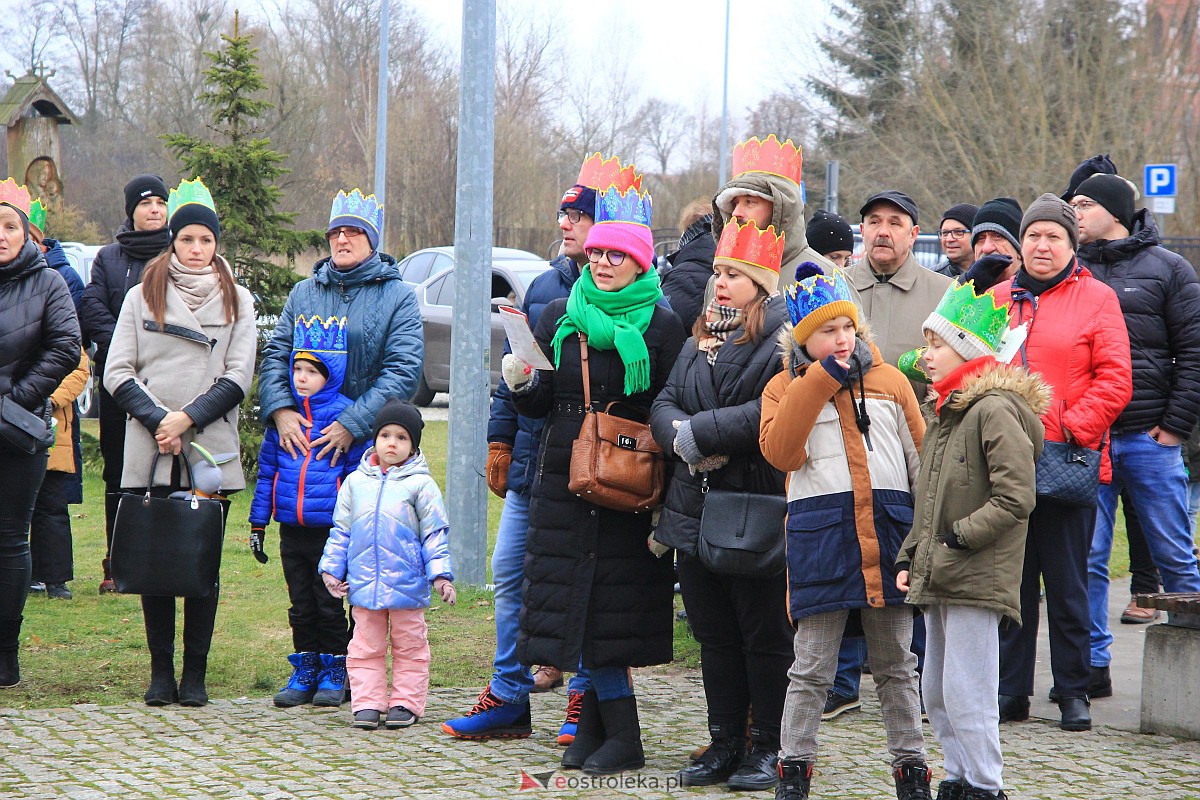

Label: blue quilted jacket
[486,254,580,495]
[249,346,365,529]
[318,450,453,610]
[258,252,424,440]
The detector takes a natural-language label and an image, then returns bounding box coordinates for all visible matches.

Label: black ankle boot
[775,758,813,800]
[179,658,208,707]
[997,693,1029,722]
[1058,696,1091,731]
[726,725,779,791]
[581,695,645,775]
[0,618,23,689]
[561,690,603,769]
[144,648,178,706]
[936,779,967,800]
[676,723,744,787]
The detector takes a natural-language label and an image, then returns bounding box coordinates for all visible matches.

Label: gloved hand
[434,577,457,605]
[486,442,512,498]
[942,529,969,550]
[250,526,269,564]
[820,354,850,385]
[959,254,1013,291]
[672,419,704,465]
[501,354,534,390]
[322,571,348,598]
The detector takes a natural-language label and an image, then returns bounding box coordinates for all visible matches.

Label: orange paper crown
[715,220,785,275]
[0,178,33,216]
[732,135,803,186]
[576,153,643,193]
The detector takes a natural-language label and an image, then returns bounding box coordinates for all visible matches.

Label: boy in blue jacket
[250,314,364,708]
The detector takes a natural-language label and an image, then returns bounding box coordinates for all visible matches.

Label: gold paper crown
[576,153,643,193]
[733,135,803,186]
[0,178,33,216]
[715,220,785,275]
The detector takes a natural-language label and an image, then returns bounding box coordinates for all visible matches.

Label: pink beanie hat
[583,221,655,273]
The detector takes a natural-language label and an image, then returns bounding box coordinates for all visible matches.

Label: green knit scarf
[551,266,663,395]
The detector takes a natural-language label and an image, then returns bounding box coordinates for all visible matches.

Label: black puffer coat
[79,222,169,366]
[1078,210,1200,437]
[512,298,686,670]
[660,216,716,330]
[0,239,82,411]
[650,295,789,555]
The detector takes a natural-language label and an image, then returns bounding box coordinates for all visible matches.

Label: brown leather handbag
[567,335,665,513]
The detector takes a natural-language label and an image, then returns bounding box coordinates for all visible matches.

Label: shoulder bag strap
[578,334,591,410]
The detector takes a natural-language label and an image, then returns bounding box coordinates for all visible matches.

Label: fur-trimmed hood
[943,362,1052,418]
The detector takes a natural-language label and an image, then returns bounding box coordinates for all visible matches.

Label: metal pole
[446,0,495,587]
[718,0,731,188]
[373,0,390,250]
[825,160,840,215]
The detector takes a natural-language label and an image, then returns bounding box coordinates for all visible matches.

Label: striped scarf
[701,298,744,365]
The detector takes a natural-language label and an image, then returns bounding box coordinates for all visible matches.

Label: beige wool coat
[103,258,256,491]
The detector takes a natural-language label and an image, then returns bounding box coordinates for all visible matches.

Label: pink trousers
[347,606,430,715]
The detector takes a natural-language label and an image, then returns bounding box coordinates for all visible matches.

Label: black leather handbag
[697,475,787,577]
[0,396,54,455]
[111,453,226,597]
[1035,437,1104,508]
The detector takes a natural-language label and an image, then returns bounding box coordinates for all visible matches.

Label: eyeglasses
[557,208,587,224]
[938,228,970,240]
[586,248,626,266]
[325,226,365,241]
[1069,199,1097,212]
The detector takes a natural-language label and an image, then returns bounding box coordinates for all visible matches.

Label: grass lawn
[8,419,697,710]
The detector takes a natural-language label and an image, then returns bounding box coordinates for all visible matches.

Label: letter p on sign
[1144,164,1176,197]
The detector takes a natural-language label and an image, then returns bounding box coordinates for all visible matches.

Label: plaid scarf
[701,298,744,365]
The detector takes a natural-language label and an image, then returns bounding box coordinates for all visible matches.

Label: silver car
[397,246,551,405]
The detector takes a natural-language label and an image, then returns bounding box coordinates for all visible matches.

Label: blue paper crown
[293,314,348,354]
[329,189,383,235]
[785,267,856,327]
[593,186,653,228]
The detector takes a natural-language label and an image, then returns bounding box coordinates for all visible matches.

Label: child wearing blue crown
[759,264,932,800]
[250,314,365,709]
[894,281,1049,800]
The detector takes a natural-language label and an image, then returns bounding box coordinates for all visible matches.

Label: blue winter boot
[312,654,348,707]
[274,652,320,708]
[441,684,532,739]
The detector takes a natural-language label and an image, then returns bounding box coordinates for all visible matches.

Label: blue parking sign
[1145,164,1176,197]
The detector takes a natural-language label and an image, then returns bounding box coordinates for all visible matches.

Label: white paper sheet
[498,306,554,370]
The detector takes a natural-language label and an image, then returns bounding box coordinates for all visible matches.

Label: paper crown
[897,348,931,382]
[594,186,653,228]
[715,219,785,273]
[576,153,643,193]
[28,199,47,233]
[329,188,383,234]
[927,280,1010,354]
[0,178,32,216]
[733,134,803,186]
[293,314,348,354]
[786,264,857,331]
[168,177,216,219]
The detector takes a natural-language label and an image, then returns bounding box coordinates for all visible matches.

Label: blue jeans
[490,490,589,703]
[1089,432,1200,666]
[590,665,634,701]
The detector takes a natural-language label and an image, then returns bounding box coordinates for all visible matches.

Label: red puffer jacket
[993,261,1132,482]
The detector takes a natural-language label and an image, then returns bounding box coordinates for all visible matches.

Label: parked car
[59,242,104,417]
[398,246,551,406]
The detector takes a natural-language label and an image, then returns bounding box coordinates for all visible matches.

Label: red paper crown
[732,135,803,186]
[0,178,33,216]
[576,153,643,193]
[715,220,785,274]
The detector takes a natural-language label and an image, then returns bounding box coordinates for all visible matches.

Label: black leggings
[0,449,49,625]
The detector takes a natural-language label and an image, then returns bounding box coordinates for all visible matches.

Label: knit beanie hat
[941,203,979,231]
[124,174,169,221]
[560,184,597,218]
[1061,154,1117,201]
[1074,174,1136,231]
[1020,193,1079,251]
[971,197,1023,250]
[328,189,383,252]
[922,281,1010,362]
[292,351,330,379]
[714,219,784,295]
[583,221,655,273]
[805,209,854,256]
[167,178,220,241]
[372,398,424,450]
[786,263,858,347]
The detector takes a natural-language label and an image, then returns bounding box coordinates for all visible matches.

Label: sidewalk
[0,585,1197,799]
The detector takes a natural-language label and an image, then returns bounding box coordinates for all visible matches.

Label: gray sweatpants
[780,606,926,768]
[923,604,1004,792]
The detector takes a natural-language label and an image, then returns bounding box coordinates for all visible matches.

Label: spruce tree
[162,11,322,318]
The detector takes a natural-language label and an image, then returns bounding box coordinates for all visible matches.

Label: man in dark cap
[933,203,979,278]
